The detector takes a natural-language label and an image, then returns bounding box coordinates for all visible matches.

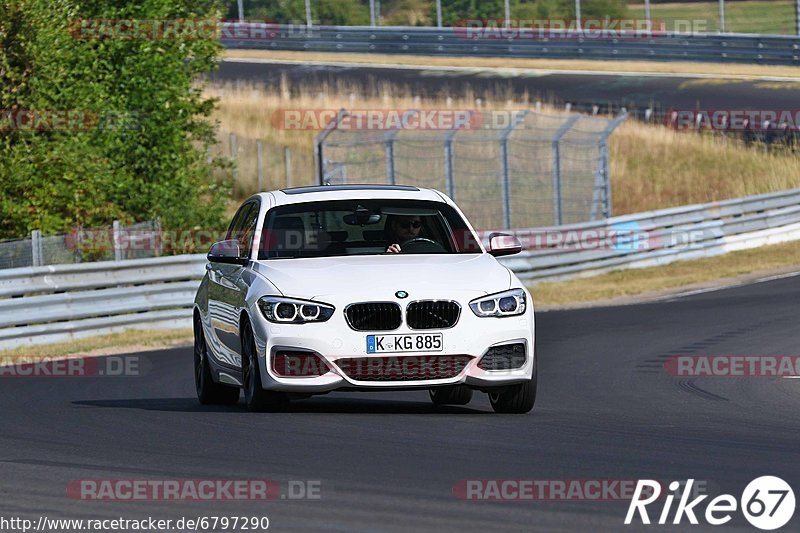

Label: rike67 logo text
[625,477,795,530]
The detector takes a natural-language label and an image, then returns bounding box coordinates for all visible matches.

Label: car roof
[262,184,448,207]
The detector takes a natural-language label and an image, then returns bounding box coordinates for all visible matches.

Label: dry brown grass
[0,328,192,360]
[609,121,800,214]
[532,239,800,306]
[207,81,542,199]
[208,81,800,216]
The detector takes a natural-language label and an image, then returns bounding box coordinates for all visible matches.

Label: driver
[385,215,422,253]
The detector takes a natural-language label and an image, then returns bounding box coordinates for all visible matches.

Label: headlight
[258,296,335,324]
[469,289,526,317]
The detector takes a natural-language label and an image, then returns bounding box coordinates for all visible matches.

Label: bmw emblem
[395,290,408,299]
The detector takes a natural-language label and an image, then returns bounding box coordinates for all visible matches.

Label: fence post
[383,113,411,185]
[229,132,238,183]
[314,108,349,185]
[154,217,162,257]
[719,0,726,32]
[385,133,397,185]
[31,230,42,267]
[593,112,628,220]
[284,146,292,188]
[499,111,529,230]
[443,126,460,199]
[551,114,580,226]
[112,220,123,261]
[256,140,264,192]
[602,144,612,218]
[74,225,83,263]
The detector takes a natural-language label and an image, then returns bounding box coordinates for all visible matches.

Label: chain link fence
[0,219,161,270]
[316,110,627,230]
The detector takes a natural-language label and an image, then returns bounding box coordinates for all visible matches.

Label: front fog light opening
[478,343,526,371]
[272,351,330,377]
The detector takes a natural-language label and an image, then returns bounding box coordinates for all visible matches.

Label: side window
[226,202,259,257]
[239,201,260,255]
[226,203,250,241]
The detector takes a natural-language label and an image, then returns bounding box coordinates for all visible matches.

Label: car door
[207,200,258,367]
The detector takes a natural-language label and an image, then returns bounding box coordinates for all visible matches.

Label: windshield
[258,199,481,259]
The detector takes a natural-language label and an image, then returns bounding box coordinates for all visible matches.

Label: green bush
[0,0,229,238]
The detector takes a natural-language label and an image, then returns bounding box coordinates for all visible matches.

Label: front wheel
[194,317,240,405]
[241,320,289,412]
[487,352,537,414]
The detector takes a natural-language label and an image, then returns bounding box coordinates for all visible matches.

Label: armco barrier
[2,187,800,349]
[491,187,800,281]
[0,255,206,349]
[220,24,800,66]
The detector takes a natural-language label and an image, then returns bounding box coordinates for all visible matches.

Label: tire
[429,385,473,406]
[194,316,240,406]
[241,320,289,412]
[488,351,538,414]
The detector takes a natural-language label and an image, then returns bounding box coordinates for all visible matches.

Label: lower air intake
[478,343,526,371]
[336,355,472,381]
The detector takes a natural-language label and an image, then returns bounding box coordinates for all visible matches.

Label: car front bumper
[250,303,535,393]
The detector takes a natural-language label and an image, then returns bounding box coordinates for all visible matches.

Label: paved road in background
[2,275,799,531]
[213,59,800,115]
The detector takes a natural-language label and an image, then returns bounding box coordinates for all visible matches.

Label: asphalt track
[212,60,800,116]
[3,273,800,531]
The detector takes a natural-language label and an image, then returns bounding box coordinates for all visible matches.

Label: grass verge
[532,239,800,307]
[208,83,800,214]
[0,328,192,361]
[629,1,795,35]
[222,50,800,80]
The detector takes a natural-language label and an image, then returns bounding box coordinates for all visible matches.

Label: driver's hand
[386,243,401,253]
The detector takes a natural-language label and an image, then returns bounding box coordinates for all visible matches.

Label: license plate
[366,333,443,353]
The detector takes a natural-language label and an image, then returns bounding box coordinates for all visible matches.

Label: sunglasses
[399,221,422,229]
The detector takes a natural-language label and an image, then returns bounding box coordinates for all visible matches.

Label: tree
[0,0,229,237]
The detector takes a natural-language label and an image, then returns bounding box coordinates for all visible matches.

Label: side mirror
[207,240,249,265]
[487,233,522,257]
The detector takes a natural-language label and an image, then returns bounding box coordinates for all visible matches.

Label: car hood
[251,253,511,302]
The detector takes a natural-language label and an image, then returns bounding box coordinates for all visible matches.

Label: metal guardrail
[0,255,206,349]
[491,187,800,281]
[2,187,800,349]
[221,24,800,66]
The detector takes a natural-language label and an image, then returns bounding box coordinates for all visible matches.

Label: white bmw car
[193,185,536,413]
